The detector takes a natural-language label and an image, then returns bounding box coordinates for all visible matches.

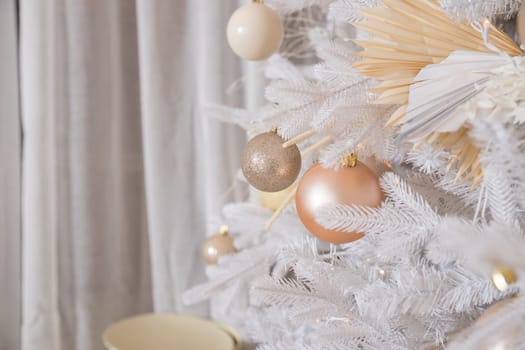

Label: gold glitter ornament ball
[202,226,236,265]
[241,131,301,192]
[296,155,383,244]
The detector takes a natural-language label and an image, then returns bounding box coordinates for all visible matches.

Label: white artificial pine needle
[190,1,525,349]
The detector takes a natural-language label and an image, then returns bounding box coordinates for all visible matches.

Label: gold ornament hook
[219,225,229,236]
[340,154,358,168]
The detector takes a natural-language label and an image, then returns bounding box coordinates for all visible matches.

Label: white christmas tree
[185,1,525,349]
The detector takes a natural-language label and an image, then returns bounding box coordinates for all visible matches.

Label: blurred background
[0,1,255,349]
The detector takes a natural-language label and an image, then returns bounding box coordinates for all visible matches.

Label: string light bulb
[492,266,517,292]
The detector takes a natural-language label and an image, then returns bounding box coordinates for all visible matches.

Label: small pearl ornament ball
[241,131,301,192]
[296,154,383,244]
[227,1,284,61]
[202,225,236,265]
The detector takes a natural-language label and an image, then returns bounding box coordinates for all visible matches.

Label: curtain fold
[135,0,244,314]
[16,1,244,349]
[20,1,153,349]
[0,1,21,349]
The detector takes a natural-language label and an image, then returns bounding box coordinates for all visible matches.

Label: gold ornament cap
[219,225,229,236]
[340,153,358,168]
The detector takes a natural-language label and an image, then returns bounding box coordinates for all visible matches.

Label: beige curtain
[2,1,246,350]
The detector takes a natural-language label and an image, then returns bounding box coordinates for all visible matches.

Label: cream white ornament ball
[227,1,284,61]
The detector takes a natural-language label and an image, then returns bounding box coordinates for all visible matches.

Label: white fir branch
[404,172,475,217]
[370,230,432,261]
[447,296,525,350]
[314,37,361,78]
[189,1,525,348]
[250,275,337,311]
[265,55,310,84]
[265,79,324,109]
[435,172,482,208]
[316,202,429,235]
[429,218,525,273]
[311,326,408,350]
[472,119,525,227]
[439,277,509,314]
[268,0,333,14]
[313,80,371,130]
[317,112,373,164]
[328,0,383,23]
[439,0,521,21]
[484,171,520,227]
[182,252,270,305]
[406,143,450,175]
[380,173,439,221]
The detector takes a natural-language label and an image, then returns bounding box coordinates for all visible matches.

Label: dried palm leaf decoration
[353,0,521,183]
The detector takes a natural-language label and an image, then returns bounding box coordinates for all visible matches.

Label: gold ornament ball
[295,155,383,244]
[227,1,284,61]
[241,131,301,193]
[202,226,236,265]
[518,1,525,45]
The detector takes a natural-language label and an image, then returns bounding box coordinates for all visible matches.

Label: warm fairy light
[385,161,393,169]
[492,266,517,292]
[378,268,385,276]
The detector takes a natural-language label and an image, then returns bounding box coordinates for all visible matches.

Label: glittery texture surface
[241,132,301,192]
